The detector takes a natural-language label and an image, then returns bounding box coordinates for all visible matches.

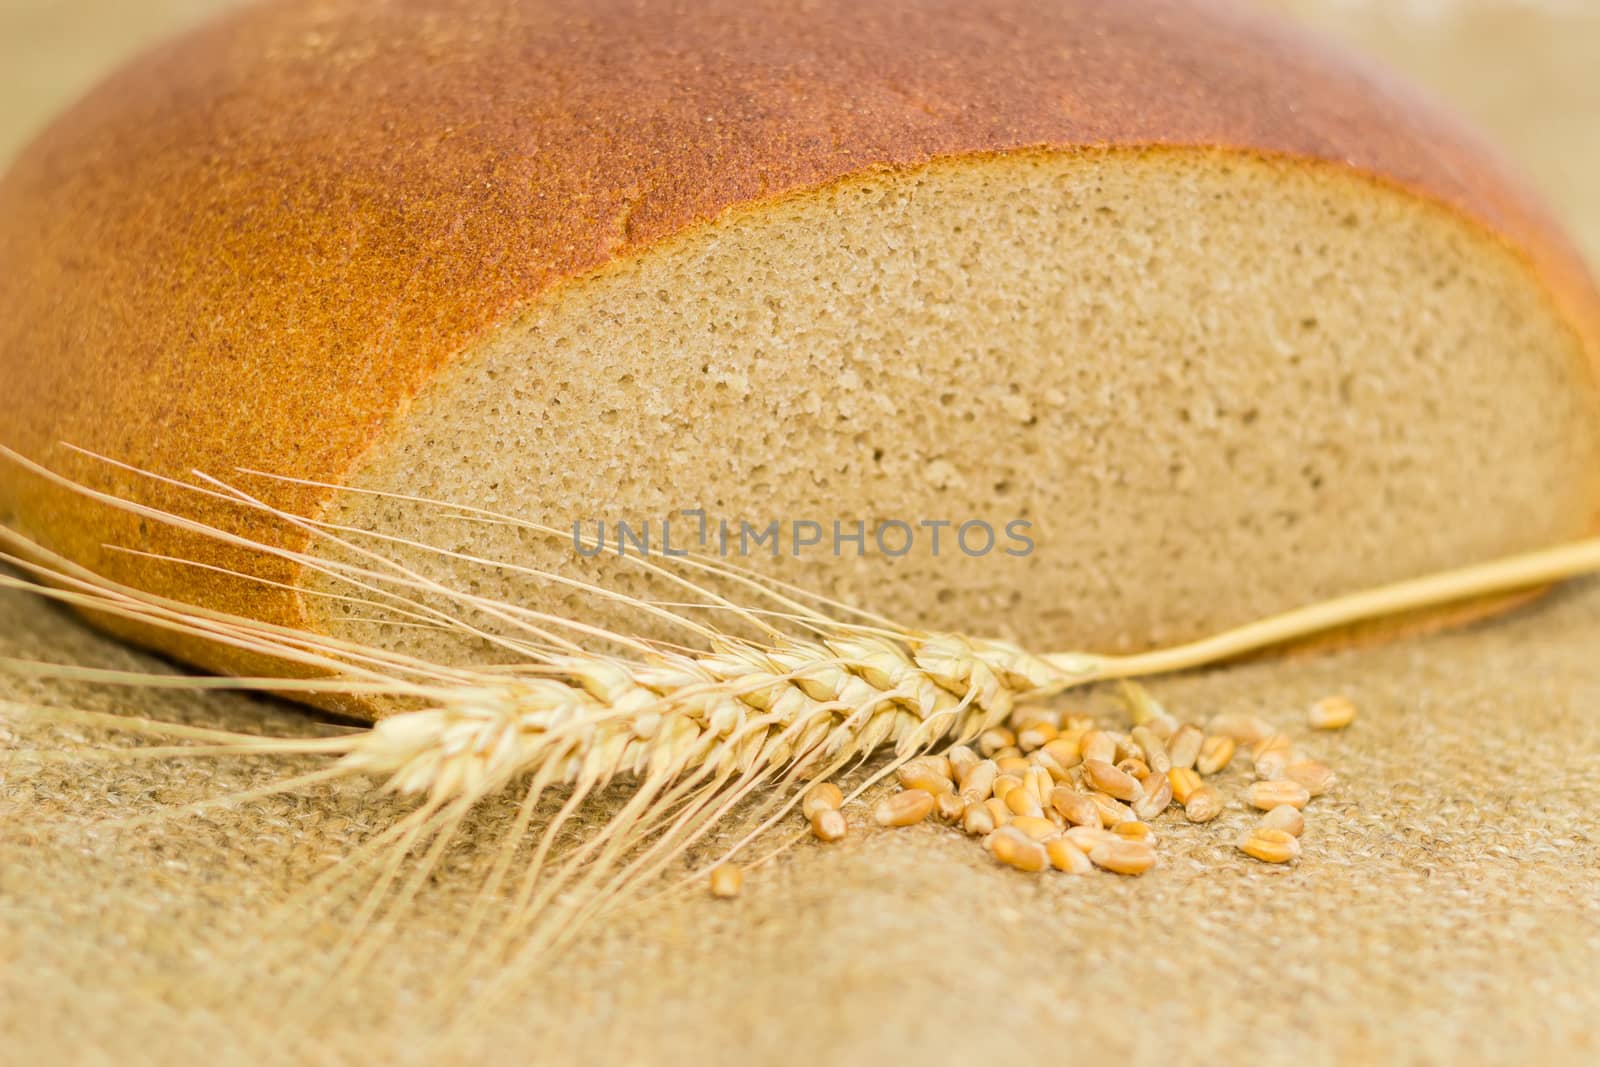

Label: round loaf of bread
[2,0,1599,704]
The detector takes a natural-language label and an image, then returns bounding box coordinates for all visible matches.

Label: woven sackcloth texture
[2,2,1599,1065]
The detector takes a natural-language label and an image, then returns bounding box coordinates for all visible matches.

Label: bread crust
[1,0,1596,692]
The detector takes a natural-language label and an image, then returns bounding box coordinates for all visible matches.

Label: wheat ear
[0,452,1082,1012]
[4,446,1600,1016]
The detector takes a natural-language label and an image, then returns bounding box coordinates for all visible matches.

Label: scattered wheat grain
[979,798,1009,828]
[1167,767,1202,806]
[1080,730,1116,764]
[1247,780,1311,811]
[1023,767,1054,806]
[1251,733,1295,780]
[1083,759,1142,802]
[1041,737,1083,772]
[1167,724,1203,770]
[1184,785,1223,823]
[810,809,848,842]
[1117,757,1152,779]
[897,762,955,795]
[1017,723,1057,751]
[1309,695,1358,731]
[1089,792,1135,827]
[963,801,997,836]
[1196,735,1236,776]
[958,759,999,803]
[1089,838,1157,876]
[977,728,1016,758]
[1005,784,1044,818]
[875,790,936,827]
[947,745,981,784]
[934,791,966,823]
[1029,747,1071,782]
[1132,772,1173,821]
[1045,836,1093,873]
[710,864,744,898]
[990,827,1049,873]
[1010,815,1060,842]
[1131,725,1172,774]
[1049,787,1100,828]
[1239,827,1301,864]
[1259,804,1305,836]
[802,782,843,820]
[1064,825,1118,852]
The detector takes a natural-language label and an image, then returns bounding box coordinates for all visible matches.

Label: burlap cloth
[3,3,1599,1065]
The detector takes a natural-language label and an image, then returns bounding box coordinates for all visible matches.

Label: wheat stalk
[3,444,1600,1020]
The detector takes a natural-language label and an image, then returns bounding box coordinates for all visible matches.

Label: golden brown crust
[1,0,1597,689]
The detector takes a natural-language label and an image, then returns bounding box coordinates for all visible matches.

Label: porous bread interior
[312,148,1600,665]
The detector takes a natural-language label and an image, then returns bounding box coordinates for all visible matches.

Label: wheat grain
[961,802,997,836]
[957,759,999,803]
[1064,826,1117,852]
[1259,804,1305,836]
[1008,815,1060,842]
[802,783,844,820]
[1049,788,1099,829]
[946,745,981,783]
[1016,722,1057,751]
[1080,730,1116,764]
[1004,784,1043,818]
[1183,785,1223,823]
[982,797,1011,828]
[977,728,1015,757]
[1195,735,1237,776]
[1041,738,1082,772]
[810,809,848,843]
[1088,838,1156,876]
[896,760,955,795]
[1166,724,1203,771]
[1251,733,1296,781]
[1089,792,1136,827]
[874,790,935,827]
[1023,767,1054,808]
[1167,767,1203,806]
[709,863,744,898]
[1083,759,1141,802]
[1116,757,1152,780]
[1239,827,1301,864]
[1028,746,1071,782]
[934,792,966,823]
[1131,772,1173,821]
[988,827,1049,873]
[1044,836,1092,874]
[1130,725,1172,774]
[1247,780,1312,811]
[1308,695,1358,730]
